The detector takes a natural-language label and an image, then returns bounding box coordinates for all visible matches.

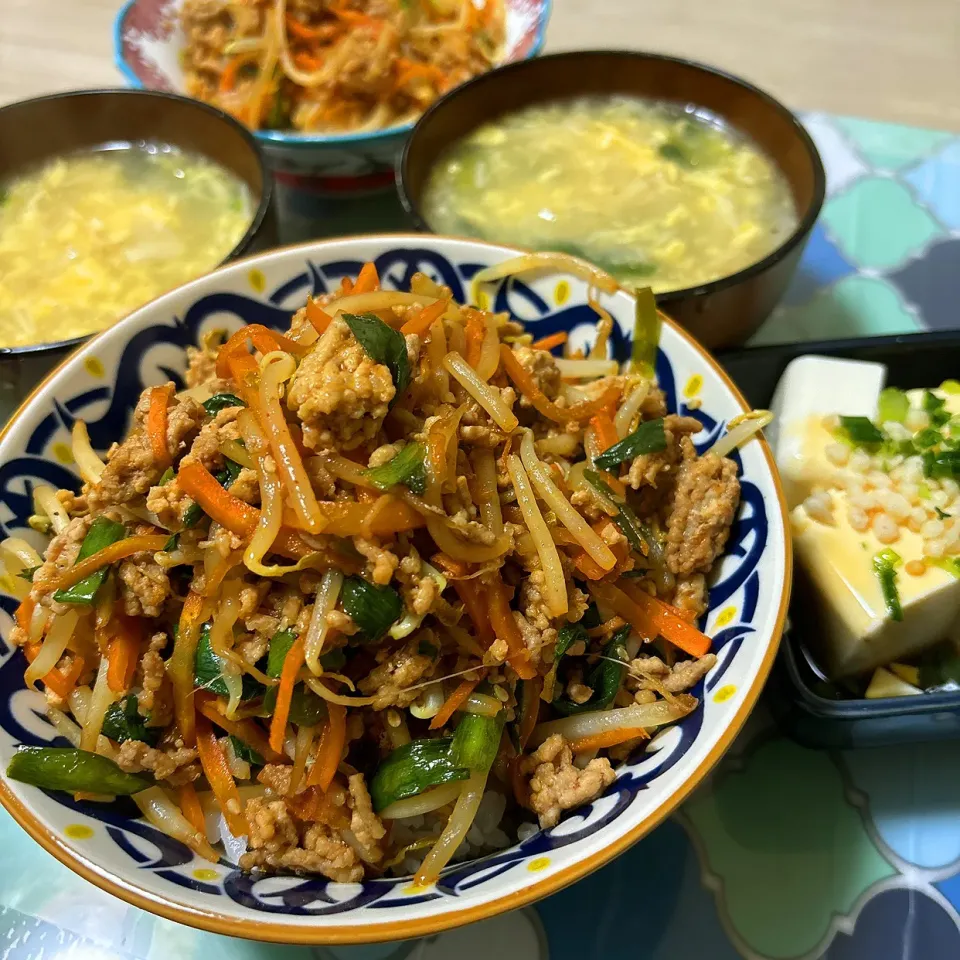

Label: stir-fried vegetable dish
[180,0,505,134]
[3,255,760,883]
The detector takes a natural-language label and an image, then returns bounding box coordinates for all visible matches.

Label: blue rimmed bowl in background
[0,234,788,943]
[113,0,551,189]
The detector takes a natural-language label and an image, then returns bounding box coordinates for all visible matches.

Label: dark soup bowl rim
[0,87,273,359]
[397,48,826,306]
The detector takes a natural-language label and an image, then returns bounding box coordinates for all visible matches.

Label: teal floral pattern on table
[753,112,960,345]
[5,113,960,960]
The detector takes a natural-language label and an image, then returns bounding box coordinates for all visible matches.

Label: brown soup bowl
[397,50,826,349]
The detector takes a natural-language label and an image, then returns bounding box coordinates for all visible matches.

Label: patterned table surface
[4,112,960,960]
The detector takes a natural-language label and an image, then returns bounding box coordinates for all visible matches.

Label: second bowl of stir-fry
[0,236,789,942]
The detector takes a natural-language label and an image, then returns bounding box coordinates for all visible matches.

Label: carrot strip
[305,299,333,335]
[592,582,712,658]
[452,579,495,648]
[15,596,35,632]
[314,498,425,538]
[590,412,619,453]
[170,591,208,747]
[500,344,620,423]
[486,574,536,679]
[532,331,567,351]
[196,694,285,763]
[269,634,305,754]
[429,676,481,731]
[400,299,447,337]
[574,551,607,581]
[294,52,324,71]
[146,386,172,471]
[352,262,380,295]
[45,536,169,593]
[219,57,244,93]
[308,703,346,790]
[215,324,304,380]
[24,643,87,700]
[285,15,338,40]
[465,311,486,368]
[432,552,470,578]
[195,711,247,836]
[178,782,207,836]
[516,674,542,751]
[569,727,649,753]
[106,616,142,693]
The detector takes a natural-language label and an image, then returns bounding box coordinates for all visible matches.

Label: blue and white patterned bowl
[0,236,790,944]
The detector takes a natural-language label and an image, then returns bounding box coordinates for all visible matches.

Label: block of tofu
[769,355,886,508]
[792,497,960,678]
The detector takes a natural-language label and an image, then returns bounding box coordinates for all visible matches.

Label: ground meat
[229,467,260,504]
[347,774,386,865]
[521,734,616,829]
[184,344,219,388]
[358,638,436,709]
[118,556,171,617]
[235,632,269,664]
[30,515,90,597]
[353,537,399,585]
[115,740,199,782]
[671,573,708,621]
[146,478,194,530]
[240,798,364,882]
[514,610,556,666]
[511,345,561,404]
[137,631,170,721]
[459,398,511,448]
[630,653,718,693]
[665,442,740,575]
[286,317,395,452]
[626,415,703,490]
[88,389,205,510]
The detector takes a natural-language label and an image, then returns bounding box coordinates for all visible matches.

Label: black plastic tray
[716,331,960,747]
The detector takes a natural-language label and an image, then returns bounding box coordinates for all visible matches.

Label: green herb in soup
[421,96,799,293]
[0,142,253,349]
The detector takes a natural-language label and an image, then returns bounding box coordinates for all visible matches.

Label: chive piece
[926,556,960,578]
[159,467,175,486]
[369,738,470,813]
[342,312,410,405]
[839,416,884,447]
[101,695,160,746]
[594,418,667,472]
[923,450,960,480]
[203,393,246,416]
[7,746,150,796]
[17,565,40,583]
[936,507,953,520]
[164,534,179,552]
[194,625,264,700]
[873,548,903,622]
[913,428,942,449]
[228,735,264,766]
[583,469,645,553]
[341,576,403,643]
[630,287,661,377]
[364,442,426,496]
[451,712,504,771]
[52,517,126,605]
[941,380,960,396]
[261,629,327,725]
[552,627,630,716]
[877,387,910,424]
[923,391,951,428]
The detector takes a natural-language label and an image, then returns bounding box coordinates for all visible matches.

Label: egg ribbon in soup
[0,143,253,349]
[421,95,799,294]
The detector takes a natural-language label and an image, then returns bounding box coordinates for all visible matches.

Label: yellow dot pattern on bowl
[193,868,219,882]
[53,442,74,465]
[476,290,491,312]
[555,281,570,306]
[715,605,737,628]
[65,824,94,840]
[403,881,432,894]
[528,856,551,872]
[248,269,267,294]
[84,357,105,379]
[683,374,703,399]
[713,684,737,704]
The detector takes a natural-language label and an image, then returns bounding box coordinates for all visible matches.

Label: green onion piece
[451,711,504,772]
[555,621,588,665]
[839,416,884,447]
[630,287,661,377]
[7,746,150,796]
[203,393,246,416]
[194,624,264,700]
[228,735,264,766]
[926,555,960,578]
[158,467,175,486]
[924,390,951,428]
[342,313,410,405]
[873,548,903,622]
[266,628,297,678]
[936,507,953,520]
[914,428,942,450]
[261,629,327,725]
[923,450,960,480]
[877,387,910,424]
[341,576,403,643]
[369,738,470,813]
[364,442,426,496]
[164,534,179,552]
[553,627,630,716]
[941,380,960,396]
[17,565,39,583]
[594,418,666,472]
[101,695,160,746]
[52,517,126,605]
[583,469,644,553]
